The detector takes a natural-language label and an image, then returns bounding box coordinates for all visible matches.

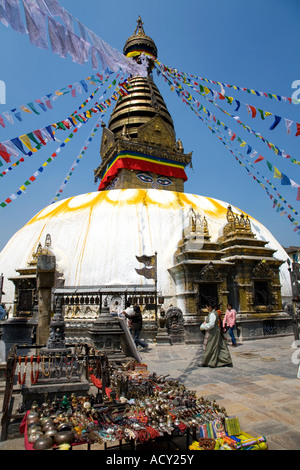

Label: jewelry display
[30,356,40,384]
[18,356,28,385]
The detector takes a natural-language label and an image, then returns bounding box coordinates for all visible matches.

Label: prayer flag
[296,123,300,137]
[284,119,293,135]
[273,167,282,179]
[269,115,281,130]
[0,143,12,163]
[281,174,291,185]
[23,0,48,50]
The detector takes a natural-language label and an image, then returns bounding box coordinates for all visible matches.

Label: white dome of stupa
[0,188,291,308]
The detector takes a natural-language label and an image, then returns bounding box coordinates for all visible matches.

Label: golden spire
[123,16,157,60]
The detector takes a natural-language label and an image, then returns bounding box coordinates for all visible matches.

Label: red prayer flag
[254,155,264,163]
[297,187,300,201]
[0,144,12,163]
[248,105,257,118]
[230,133,236,141]
[295,123,300,137]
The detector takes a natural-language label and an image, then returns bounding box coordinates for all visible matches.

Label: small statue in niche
[158,308,167,329]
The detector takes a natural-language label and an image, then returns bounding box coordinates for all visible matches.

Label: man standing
[124,304,148,352]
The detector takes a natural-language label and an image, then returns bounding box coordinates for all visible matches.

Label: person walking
[223,304,237,347]
[124,304,148,352]
[198,301,232,368]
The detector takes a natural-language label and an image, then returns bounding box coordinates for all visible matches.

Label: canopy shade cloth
[0,188,291,306]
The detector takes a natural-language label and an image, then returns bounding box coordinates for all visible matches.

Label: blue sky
[0,0,300,252]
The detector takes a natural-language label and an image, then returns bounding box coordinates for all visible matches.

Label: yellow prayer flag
[265,111,272,117]
[20,135,37,153]
[204,87,210,94]
[273,167,282,179]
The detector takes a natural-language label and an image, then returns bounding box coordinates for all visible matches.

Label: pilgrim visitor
[223,303,237,346]
[198,301,232,368]
[123,301,134,328]
[124,304,149,352]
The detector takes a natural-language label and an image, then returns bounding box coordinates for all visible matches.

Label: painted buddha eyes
[136,172,172,187]
[137,172,153,184]
[157,176,172,186]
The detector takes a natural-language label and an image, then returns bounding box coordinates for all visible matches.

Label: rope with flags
[156,62,300,233]
[50,116,102,203]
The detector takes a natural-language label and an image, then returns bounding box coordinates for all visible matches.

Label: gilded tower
[94,17,192,192]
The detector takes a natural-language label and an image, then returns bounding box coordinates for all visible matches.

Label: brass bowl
[45,428,58,438]
[33,435,54,450]
[28,432,43,443]
[54,431,75,445]
[27,416,40,425]
[27,425,42,435]
[27,411,39,419]
[57,422,72,432]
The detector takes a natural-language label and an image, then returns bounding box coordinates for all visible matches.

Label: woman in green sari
[198,302,233,368]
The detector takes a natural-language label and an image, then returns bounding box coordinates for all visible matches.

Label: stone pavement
[0,334,300,451]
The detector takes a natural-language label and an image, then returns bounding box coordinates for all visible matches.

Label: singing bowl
[45,428,58,438]
[28,432,43,443]
[27,425,42,435]
[54,431,75,445]
[57,422,72,432]
[33,435,54,450]
[41,418,54,427]
[27,416,40,425]
[27,411,39,419]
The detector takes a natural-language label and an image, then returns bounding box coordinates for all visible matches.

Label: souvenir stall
[17,353,267,451]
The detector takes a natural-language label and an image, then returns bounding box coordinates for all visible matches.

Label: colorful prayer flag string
[156,62,300,167]
[164,67,300,137]
[0,70,114,129]
[50,117,102,203]
[0,121,84,209]
[0,74,129,169]
[155,63,300,196]
[158,64,300,233]
[157,61,298,105]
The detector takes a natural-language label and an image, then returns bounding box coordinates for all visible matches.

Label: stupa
[0,18,293,347]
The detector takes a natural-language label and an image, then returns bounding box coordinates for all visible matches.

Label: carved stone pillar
[36,252,56,347]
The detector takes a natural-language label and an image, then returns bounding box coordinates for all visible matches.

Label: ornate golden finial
[134,16,145,36]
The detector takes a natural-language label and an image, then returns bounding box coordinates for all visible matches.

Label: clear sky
[0,0,300,253]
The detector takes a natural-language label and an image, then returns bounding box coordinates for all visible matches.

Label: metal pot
[54,431,75,445]
[33,435,54,450]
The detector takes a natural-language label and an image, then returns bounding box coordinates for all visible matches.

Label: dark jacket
[126,309,142,330]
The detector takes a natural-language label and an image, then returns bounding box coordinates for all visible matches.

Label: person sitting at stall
[198,301,232,368]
